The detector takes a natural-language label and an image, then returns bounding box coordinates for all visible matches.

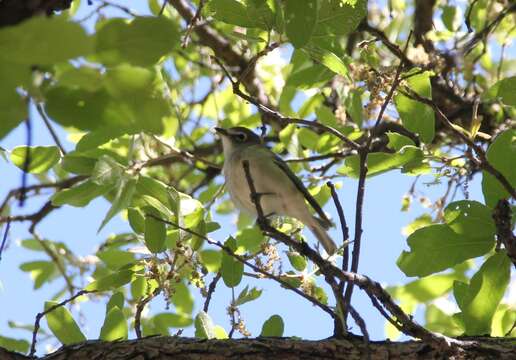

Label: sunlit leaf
[260,314,284,336]
[45,301,86,345]
[10,146,60,174]
[456,252,511,335]
[99,306,127,341]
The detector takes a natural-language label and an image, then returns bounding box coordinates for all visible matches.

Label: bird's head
[215,127,261,156]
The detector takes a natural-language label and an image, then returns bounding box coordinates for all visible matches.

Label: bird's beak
[214,127,228,137]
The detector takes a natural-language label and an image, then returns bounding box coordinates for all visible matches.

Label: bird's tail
[309,217,337,255]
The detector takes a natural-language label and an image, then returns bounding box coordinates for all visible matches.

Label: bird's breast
[223,152,298,218]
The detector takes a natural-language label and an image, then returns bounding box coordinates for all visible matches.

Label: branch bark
[4,336,516,360]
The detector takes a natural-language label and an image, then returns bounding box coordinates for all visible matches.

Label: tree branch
[30,289,94,358]
[399,88,515,199]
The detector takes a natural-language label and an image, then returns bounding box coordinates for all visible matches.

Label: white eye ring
[235,133,247,142]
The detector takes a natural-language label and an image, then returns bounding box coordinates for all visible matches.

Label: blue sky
[0,0,506,355]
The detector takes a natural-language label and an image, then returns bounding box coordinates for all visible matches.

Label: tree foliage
[0,0,515,358]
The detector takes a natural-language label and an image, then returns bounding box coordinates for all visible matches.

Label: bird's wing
[272,155,331,227]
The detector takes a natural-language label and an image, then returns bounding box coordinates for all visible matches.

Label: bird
[215,126,337,255]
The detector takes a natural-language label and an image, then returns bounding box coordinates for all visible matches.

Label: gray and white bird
[215,126,337,255]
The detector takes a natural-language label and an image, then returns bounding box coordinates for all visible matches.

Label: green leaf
[98,176,137,232]
[284,0,318,48]
[199,250,222,272]
[394,71,435,143]
[99,306,128,340]
[61,152,98,175]
[44,87,108,131]
[206,0,274,29]
[85,269,134,291]
[402,214,433,236]
[104,64,156,98]
[286,50,334,89]
[10,146,60,174]
[0,335,30,353]
[442,5,462,32]
[457,252,511,335]
[443,200,496,239]
[0,16,92,65]
[425,304,464,337]
[482,129,516,207]
[389,273,464,303]
[171,282,194,314]
[312,0,367,39]
[97,249,135,270]
[346,89,363,126]
[194,311,217,339]
[339,146,423,178]
[154,312,193,331]
[144,215,167,253]
[221,237,244,287]
[91,155,125,186]
[297,128,319,150]
[51,180,111,207]
[130,276,147,300]
[486,76,516,107]
[0,62,28,140]
[236,227,265,254]
[106,292,125,313]
[287,252,307,271]
[127,207,146,233]
[180,193,204,228]
[19,261,56,289]
[260,314,284,337]
[45,301,86,345]
[386,132,415,151]
[56,65,103,91]
[235,285,263,306]
[136,175,177,213]
[397,223,494,277]
[95,16,179,66]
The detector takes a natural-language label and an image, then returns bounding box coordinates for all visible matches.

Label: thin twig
[342,32,412,323]
[212,56,360,150]
[0,176,86,215]
[0,218,11,263]
[465,0,480,33]
[159,0,168,15]
[19,115,32,207]
[29,289,94,357]
[181,0,206,47]
[327,181,350,334]
[31,230,75,296]
[0,201,56,230]
[463,3,516,54]
[36,104,66,155]
[203,272,221,312]
[148,214,336,318]
[358,22,412,67]
[286,151,353,163]
[135,287,162,339]
[349,305,371,359]
[240,156,467,352]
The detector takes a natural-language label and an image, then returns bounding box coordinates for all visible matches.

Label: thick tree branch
[8,336,516,360]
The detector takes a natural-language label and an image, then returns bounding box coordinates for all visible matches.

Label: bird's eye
[235,133,247,142]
